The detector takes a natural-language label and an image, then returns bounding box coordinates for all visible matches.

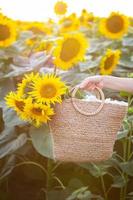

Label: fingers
[97,82,103,89]
[80,82,103,91]
[79,78,90,89]
[79,75,103,90]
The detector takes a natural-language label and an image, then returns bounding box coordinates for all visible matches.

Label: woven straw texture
[49,99,127,163]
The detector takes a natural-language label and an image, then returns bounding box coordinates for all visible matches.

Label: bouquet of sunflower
[5,72,68,127]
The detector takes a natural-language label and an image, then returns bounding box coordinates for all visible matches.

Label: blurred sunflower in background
[100,49,121,75]
[79,9,95,28]
[99,12,129,39]
[35,40,53,54]
[0,14,17,47]
[30,74,67,104]
[23,21,53,35]
[25,37,39,47]
[54,1,67,15]
[53,33,88,70]
[59,13,80,33]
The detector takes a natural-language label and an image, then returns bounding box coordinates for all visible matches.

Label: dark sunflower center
[106,15,124,33]
[40,84,57,98]
[60,38,81,62]
[15,100,25,112]
[103,54,115,70]
[0,24,10,41]
[31,107,42,116]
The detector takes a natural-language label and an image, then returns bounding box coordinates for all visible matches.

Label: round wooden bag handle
[71,86,105,116]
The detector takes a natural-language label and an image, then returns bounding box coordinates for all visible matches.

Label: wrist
[102,75,112,89]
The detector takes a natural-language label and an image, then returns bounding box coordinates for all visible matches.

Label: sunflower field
[0,1,133,200]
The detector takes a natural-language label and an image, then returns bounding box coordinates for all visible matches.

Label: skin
[79,75,133,93]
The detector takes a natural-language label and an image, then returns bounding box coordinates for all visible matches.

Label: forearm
[103,76,133,93]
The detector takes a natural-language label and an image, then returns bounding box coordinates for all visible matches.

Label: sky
[0,0,133,21]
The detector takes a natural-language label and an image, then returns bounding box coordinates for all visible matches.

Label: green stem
[120,188,124,200]
[14,161,48,176]
[127,122,133,161]
[53,65,57,76]
[119,136,128,200]
[53,176,65,189]
[120,96,132,200]
[100,175,108,200]
[45,159,52,200]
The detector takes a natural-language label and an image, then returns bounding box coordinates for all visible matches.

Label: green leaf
[0,133,27,158]
[0,155,16,180]
[29,124,54,159]
[4,66,32,78]
[117,130,128,140]
[66,187,91,200]
[112,176,127,188]
[0,127,16,145]
[128,73,133,78]
[120,161,133,176]
[119,59,133,69]
[122,37,133,46]
[128,192,133,196]
[3,107,27,127]
[120,91,132,97]
[68,178,84,190]
[0,79,15,100]
[79,162,110,178]
[128,107,133,114]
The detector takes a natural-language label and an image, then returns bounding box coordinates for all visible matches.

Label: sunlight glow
[0,0,132,21]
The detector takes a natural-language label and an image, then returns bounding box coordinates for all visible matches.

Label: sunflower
[25,36,39,47]
[5,92,27,120]
[35,40,53,54]
[24,22,52,35]
[30,74,67,104]
[0,14,17,47]
[17,73,39,97]
[59,13,80,33]
[79,9,94,28]
[54,1,67,15]
[53,33,88,70]
[24,98,54,127]
[99,12,129,39]
[100,49,121,75]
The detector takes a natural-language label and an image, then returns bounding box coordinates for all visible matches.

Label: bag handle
[71,86,105,116]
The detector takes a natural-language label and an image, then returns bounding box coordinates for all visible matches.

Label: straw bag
[49,86,128,163]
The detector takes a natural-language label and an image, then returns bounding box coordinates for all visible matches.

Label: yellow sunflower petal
[0,15,17,47]
[29,74,67,105]
[5,92,27,120]
[24,98,54,127]
[53,33,88,70]
[100,49,121,75]
[23,22,53,35]
[59,13,80,33]
[54,1,67,15]
[17,72,40,97]
[99,12,129,39]
[79,9,94,28]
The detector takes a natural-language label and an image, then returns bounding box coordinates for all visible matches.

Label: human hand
[79,75,104,91]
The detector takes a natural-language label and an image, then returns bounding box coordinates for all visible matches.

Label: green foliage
[30,124,54,159]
